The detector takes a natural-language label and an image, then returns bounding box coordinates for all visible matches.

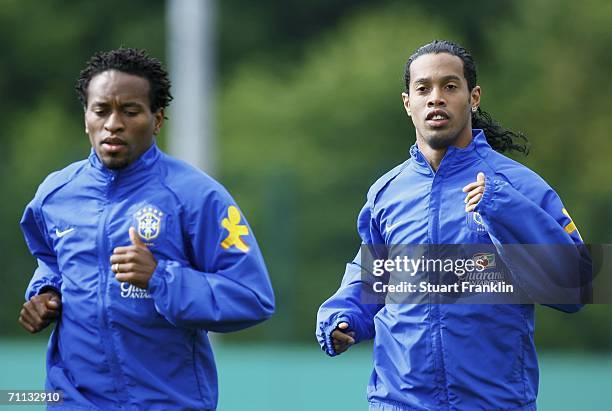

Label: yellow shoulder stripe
[562,208,581,240]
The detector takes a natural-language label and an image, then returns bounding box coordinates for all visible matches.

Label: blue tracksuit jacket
[21,144,275,410]
[316,130,585,411]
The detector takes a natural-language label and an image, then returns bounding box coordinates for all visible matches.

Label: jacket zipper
[96,172,130,405]
[428,167,450,409]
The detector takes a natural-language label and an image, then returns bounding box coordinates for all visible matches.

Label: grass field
[0,338,610,410]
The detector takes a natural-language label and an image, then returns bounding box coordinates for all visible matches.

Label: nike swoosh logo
[55,228,75,238]
[385,221,403,232]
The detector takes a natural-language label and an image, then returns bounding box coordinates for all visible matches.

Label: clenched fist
[110,227,158,289]
[331,322,356,354]
[19,289,62,333]
[462,172,486,212]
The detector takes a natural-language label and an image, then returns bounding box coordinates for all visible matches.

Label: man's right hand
[331,322,356,354]
[19,290,62,333]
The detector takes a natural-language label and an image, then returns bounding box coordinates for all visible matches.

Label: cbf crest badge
[466,211,488,235]
[133,205,164,242]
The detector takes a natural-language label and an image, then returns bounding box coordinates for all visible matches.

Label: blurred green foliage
[1,0,610,351]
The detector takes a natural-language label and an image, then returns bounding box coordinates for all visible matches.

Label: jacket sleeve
[316,201,384,356]
[147,189,275,332]
[475,175,590,312]
[21,196,63,301]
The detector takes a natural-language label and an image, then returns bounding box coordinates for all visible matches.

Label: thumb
[337,322,349,331]
[477,172,485,183]
[46,294,60,309]
[129,227,145,246]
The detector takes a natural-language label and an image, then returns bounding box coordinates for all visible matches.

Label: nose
[104,111,125,133]
[427,87,446,107]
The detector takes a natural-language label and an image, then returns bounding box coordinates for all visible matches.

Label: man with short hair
[19,48,275,410]
[316,40,587,410]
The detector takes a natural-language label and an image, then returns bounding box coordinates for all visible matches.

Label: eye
[124,110,139,117]
[91,108,108,116]
[416,86,428,93]
[445,84,458,90]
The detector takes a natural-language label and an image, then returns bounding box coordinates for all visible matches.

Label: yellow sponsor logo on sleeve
[221,205,250,252]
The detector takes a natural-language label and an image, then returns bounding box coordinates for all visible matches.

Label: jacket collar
[409,129,491,175]
[88,142,161,178]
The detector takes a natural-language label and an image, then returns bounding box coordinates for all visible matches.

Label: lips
[102,137,126,145]
[101,137,127,154]
[426,110,449,121]
[425,109,450,127]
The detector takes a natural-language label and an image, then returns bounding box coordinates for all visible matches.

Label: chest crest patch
[134,206,164,241]
[466,211,488,235]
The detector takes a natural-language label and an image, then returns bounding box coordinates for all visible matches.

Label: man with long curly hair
[317,40,588,411]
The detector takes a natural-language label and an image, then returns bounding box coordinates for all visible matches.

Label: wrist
[38,286,60,298]
[325,315,352,356]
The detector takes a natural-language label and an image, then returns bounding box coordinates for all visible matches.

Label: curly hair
[75,47,173,113]
[404,40,529,155]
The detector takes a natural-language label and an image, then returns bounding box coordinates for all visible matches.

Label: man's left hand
[462,172,486,213]
[111,227,157,289]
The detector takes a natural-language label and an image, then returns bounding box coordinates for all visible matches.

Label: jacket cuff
[147,259,172,318]
[147,259,168,295]
[318,315,351,357]
[475,176,500,216]
[26,282,61,301]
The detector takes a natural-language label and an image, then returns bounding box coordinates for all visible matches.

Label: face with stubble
[402,52,480,150]
[84,70,164,169]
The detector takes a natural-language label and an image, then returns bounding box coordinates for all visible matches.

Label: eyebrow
[90,101,144,108]
[121,102,144,108]
[413,75,463,85]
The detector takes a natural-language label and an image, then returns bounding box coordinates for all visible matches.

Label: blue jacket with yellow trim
[316,130,585,411]
[21,143,275,410]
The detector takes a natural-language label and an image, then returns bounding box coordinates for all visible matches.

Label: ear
[84,109,89,134]
[470,85,481,111]
[401,92,411,117]
[153,109,165,135]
